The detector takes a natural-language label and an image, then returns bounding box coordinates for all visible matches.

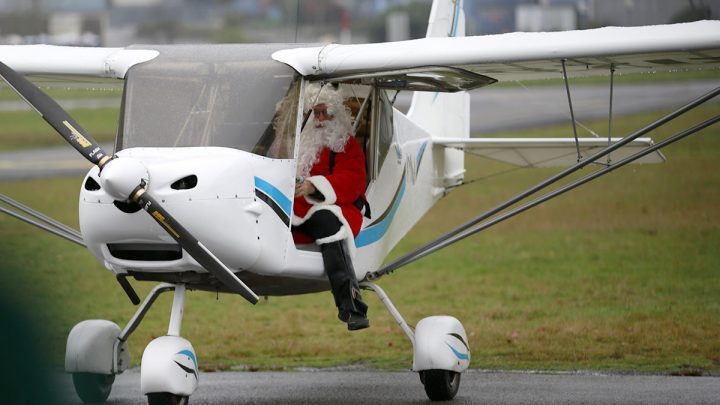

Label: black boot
[320,241,369,331]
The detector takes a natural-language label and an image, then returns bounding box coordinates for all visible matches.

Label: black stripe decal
[255,188,290,226]
[448,333,469,351]
[174,361,198,380]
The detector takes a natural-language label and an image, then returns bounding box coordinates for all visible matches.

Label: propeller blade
[131,187,259,305]
[0,61,111,168]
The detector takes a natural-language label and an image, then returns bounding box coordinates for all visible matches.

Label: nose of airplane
[99,157,149,201]
[80,148,264,272]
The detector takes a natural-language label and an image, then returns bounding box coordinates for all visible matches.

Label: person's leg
[293,210,369,330]
[293,209,343,241]
[320,240,368,330]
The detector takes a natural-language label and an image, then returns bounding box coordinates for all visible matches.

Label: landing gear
[363,282,470,401]
[72,373,115,403]
[420,370,461,401]
[139,284,198,404]
[66,283,198,405]
[65,319,129,404]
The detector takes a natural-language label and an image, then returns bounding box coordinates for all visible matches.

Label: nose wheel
[362,282,469,402]
[147,392,189,405]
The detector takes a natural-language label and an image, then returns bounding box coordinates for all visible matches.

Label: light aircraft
[1,0,719,403]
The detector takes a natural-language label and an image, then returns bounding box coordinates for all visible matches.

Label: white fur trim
[292,205,356,258]
[305,175,336,205]
[315,226,348,245]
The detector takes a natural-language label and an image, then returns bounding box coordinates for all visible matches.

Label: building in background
[0,0,717,46]
[0,0,108,45]
[466,0,719,35]
[515,3,577,32]
[585,0,718,27]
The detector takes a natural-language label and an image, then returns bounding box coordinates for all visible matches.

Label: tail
[406,0,469,187]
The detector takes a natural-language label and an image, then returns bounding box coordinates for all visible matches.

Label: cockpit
[115,44,399,185]
[116,44,300,159]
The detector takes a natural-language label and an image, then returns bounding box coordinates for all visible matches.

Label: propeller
[0,61,258,305]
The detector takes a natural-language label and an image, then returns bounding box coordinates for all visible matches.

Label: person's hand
[295,180,316,197]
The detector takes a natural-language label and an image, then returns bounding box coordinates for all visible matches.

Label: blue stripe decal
[355,176,406,248]
[177,349,198,371]
[446,343,469,361]
[416,142,427,171]
[254,177,291,216]
[450,2,461,37]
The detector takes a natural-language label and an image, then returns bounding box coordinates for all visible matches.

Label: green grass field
[0,81,123,102]
[0,108,119,151]
[0,104,718,375]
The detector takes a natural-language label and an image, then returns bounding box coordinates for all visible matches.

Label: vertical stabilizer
[407,0,469,187]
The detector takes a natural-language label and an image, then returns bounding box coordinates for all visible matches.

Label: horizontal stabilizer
[435,137,665,167]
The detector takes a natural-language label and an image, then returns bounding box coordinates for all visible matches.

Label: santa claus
[292,83,369,331]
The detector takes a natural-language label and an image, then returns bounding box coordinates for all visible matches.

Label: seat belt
[329,151,371,219]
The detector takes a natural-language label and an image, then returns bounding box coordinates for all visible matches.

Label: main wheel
[72,372,115,403]
[147,392,189,405]
[420,369,461,401]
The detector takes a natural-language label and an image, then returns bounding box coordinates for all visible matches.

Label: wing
[274,22,718,169]
[435,137,664,167]
[273,21,720,82]
[0,44,158,79]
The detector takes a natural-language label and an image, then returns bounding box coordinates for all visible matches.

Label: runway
[396,80,720,133]
[55,368,720,404]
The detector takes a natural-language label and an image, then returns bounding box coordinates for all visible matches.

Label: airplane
[0,0,719,403]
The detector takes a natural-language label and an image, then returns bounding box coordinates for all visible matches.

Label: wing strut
[0,193,85,247]
[1,193,146,306]
[607,64,615,165]
[561,59,582,162]
[367,86,720,280]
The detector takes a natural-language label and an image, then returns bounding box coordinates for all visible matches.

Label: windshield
[118,44,298,159]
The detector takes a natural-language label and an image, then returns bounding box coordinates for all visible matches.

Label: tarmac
[55,367,720,404]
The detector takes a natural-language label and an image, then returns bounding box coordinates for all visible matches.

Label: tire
[72,372,115,403]
[147,392,189,405]
[420,369,461,401]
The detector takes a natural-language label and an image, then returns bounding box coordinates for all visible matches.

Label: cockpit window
[118,45,298,159]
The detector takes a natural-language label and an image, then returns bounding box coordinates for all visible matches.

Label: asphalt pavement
[396,79,720,133]
[54,368,720,405]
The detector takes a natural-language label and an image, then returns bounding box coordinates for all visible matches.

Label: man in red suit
[292,83,369,331]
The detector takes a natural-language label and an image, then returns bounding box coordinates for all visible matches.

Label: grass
[0,83,121,151]
[0,105,718,375]
[0,108,119,151]
[0,81,123,101]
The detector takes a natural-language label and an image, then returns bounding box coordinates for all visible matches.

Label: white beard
[296,118,351,178]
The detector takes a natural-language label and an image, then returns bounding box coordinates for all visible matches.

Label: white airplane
[1,0,719,403]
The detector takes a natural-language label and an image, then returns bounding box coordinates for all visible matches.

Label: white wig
[303,83,353,133]
[296,83,355,177]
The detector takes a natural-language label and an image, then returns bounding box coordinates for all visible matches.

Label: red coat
[292,136,366,245]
